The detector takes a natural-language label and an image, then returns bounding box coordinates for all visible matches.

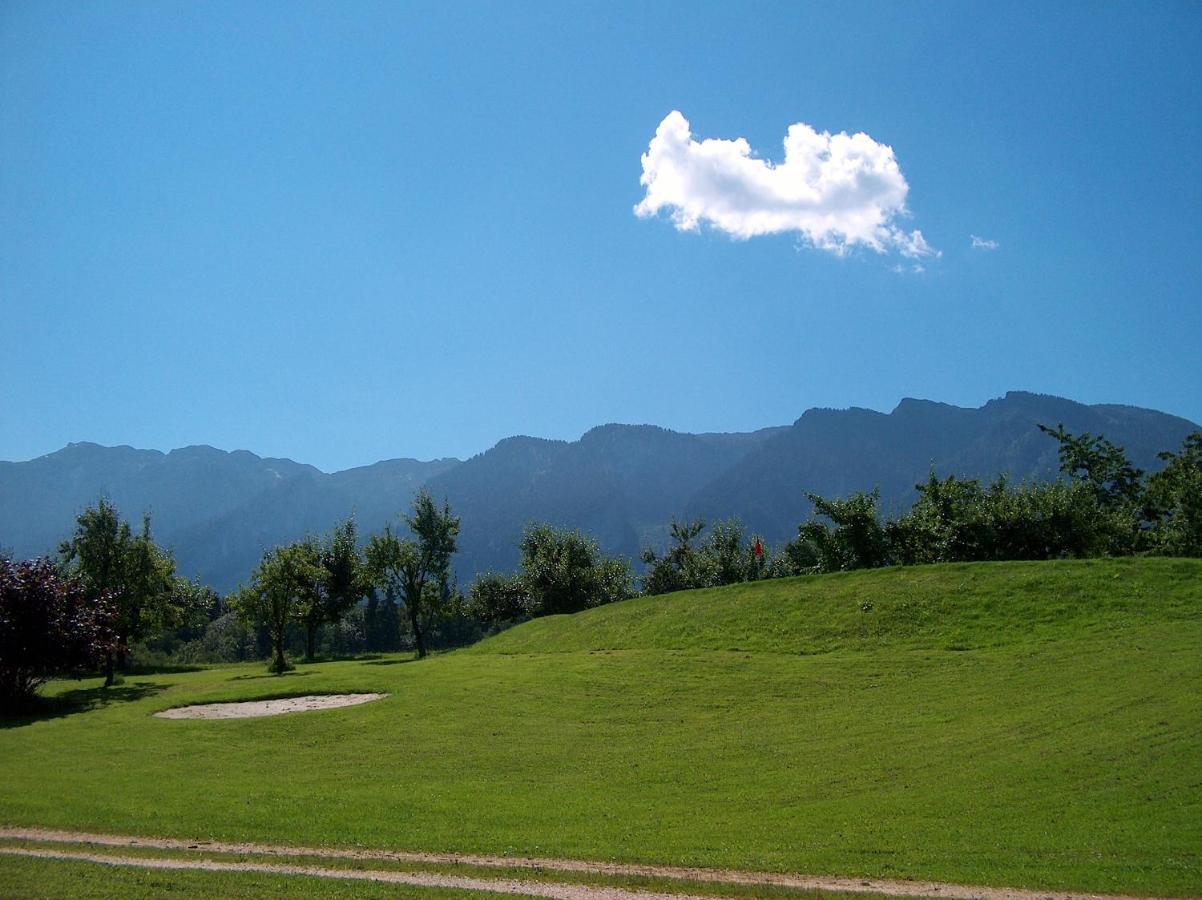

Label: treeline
[787,424,1202,572]
[2,423,1199,706]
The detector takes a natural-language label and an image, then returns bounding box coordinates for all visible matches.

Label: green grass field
[1,558,1199,896]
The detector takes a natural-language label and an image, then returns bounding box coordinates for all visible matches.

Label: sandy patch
[154,693,385,719]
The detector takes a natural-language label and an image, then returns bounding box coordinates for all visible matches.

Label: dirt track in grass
[0,827,1147,900]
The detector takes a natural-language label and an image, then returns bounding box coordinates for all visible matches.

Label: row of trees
[633,424,1202,585]
[234,492,460,672]
[786,425,1202,573]
[235,504,638,670]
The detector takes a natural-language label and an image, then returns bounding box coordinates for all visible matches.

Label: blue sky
[2,1,1200,472]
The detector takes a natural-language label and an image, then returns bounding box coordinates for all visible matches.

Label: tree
[1,557,119,711]
[1038,423,1144,509]
[695,518,755,587]
[641,518,705,595]
[642,518,773,594]
[363,585,403,652]
[888,472,993,565]
[322,519,365,629]
[799,489,889,572]
[59,499,190,685]
[1144,431,1202,556]
[467,571,532,628]
[365,490,459,659]
[293,520,366,660]
[234,543,318,674]
[519,523,634,615]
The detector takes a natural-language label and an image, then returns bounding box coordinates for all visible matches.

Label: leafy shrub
[798,490,890,571]
[0,558,118,710]
[468,572,533,627]
[519,523,634,615]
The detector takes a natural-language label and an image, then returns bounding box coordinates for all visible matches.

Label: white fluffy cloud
[635,111,935,258]
[970,234,999,250]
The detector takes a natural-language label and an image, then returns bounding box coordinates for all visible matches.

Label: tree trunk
[103,651,115,687]
[306,617,319,660]
[409,605,426,659]
[271,627,288,674]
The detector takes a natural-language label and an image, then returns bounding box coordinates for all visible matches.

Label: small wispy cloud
[970,234,999,250]
[635,111,937,260]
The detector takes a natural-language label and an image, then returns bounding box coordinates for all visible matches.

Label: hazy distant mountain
[0,444,457,592]
[423,424,787,578]
[1,392,1196,592]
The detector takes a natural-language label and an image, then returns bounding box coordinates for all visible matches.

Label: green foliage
[887,472,991,565]
[1144,431,1202,556]
[518,523,634,615]
[233,543,322,674]
[232,520,370,666]
[291,519,368,659]
[640,518,705,595]
[467,571,533,628]
[362,587,402,653]
[798,490,889,572]
[797,425,1202,574]
[1038,422,1144,508]
[58,498,197,684]
[695,519,750,585]
[364,489,460,658]
[171,611,259,665]
[321,519,366,625]
[641,518,772,594]
[885,474,1128,565]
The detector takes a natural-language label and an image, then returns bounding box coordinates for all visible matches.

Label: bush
[798,490,889,572]
[518,524,635,615]
[0,558,118,711]
[468,572,533,628]
[642,518,773,594]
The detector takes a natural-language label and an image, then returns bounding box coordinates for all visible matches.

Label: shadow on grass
[126,663,206,675]
[230,671,314,681]
[314,653,385,663]
[362,657,418,667]
[1,681,168,729]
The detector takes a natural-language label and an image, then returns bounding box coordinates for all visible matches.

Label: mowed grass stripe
[0,559,1198,896]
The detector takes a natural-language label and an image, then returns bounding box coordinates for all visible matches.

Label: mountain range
[2,391,1197,593]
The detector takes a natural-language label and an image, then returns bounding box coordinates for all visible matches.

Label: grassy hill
[472,557,1202,655]
[1,558,1199,896]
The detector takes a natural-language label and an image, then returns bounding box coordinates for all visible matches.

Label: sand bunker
[155,693,385,720]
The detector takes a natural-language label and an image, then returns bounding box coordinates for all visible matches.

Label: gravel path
[0,846,705,900]
[0,827,1144,900]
